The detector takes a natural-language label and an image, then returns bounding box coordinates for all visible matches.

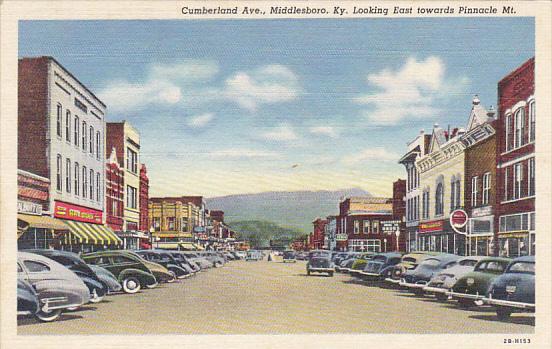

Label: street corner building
[17,56,122,252]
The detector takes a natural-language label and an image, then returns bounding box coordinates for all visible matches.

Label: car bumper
[359,271,382,277]
[308,267,334,272]
[447,291,485,300]
[423,286,449,294]
[385,277,401,284]
[483,296,535,310]
[399,280,428,289]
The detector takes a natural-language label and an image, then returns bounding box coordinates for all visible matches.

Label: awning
[17,214,69,231]
[63,221,122,245]
[178,242,196,250]
[90,224,123,245]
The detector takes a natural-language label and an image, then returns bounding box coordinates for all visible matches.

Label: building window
[499,212,534,232]
[127,148,138,174]
[82,121,87,152]
[435,183,444,216]
[56,154,62,191]
[514,107,524,149]
[127,185,137,209]
[74,163,79,196]
[167,217,176,230]
[504,167,509,201]
[89,169,94,200]
[65,110,71,142]
[422,190,430,219]
[353,220,360,234]
[89,126,94,155]
[528,158,535,196]
[82,166,87,198]
[471,176,478,207]
[96,131,101,160]
[372,221,379,234]
[74,116,79,146]
[56,104,62,137]
[96,173,101,203]
[513,163,523,199]
[152,217,161,231]
[482,173,491,205]
[65,158,71,193]
[450,177,456,211]
[529,101,535,142]
[505,114,511,151]
[363,221,370,233]
[455,179,461,208]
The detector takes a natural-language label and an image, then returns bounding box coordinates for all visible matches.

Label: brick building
[311,218,327,250]
[105,147,124,232]
[139,164,149,232]
[495,58,535,257]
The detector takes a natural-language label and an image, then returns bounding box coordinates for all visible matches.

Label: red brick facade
[18,170,50,212]
[105,148,124,231]
[311,218,327,249]
[139,164,149,231]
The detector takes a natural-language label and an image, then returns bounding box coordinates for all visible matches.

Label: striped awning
[64,221,122,245]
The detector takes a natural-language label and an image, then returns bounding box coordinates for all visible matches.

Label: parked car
[423,256,485,301]
[484,256,535,320]
[119,250,176,284]
[25,249,108,304]
[306,250,334,277]
[18,252,90,322]
[359,252,403,280]
[246,250,263,261]
[332,252,353,266]
[136,250,190,279]
[296,252,308,260]
[384,251,438,285]
[349,253,376,278]
[182,252,213,269]
[448,257,511,307]
[334,252,359,272]
[283,250,296,263]
[82,250,158,294]
[17,278,40,318]
[167,251,201,273]
[235,251,246,259]
[87,264,123,293]
[197,251,226,267]
[230,251,242,260]
[399,254,460,294]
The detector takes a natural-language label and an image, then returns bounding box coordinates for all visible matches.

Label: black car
[136,250,190,279]
[25,249,108,303]
[168,251,201,273]
[359,252,403,280]
[17,278,40,317]
[283,250,297,263]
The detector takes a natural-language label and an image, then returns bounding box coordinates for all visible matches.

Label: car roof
[476,257,512,264]
[373,252,403,258]
[511,255,535,263]
[23,249,81,260]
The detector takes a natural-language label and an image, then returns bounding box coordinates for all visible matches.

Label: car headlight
[466,278,475,286]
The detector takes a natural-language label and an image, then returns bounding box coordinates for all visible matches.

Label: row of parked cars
[17,249,242,322]
[306,249,535,321]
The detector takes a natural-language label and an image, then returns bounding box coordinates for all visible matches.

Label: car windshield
[421,258,440,267]
[310,252,330,258]
[508,262,535,274]
[459,259,478,267]
[486,261,507,273]
[402,257,417,263]
[372,255,387,262]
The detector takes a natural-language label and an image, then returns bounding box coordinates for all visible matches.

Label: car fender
[167,264,188,276]
[118,268,157,286]
[79,275,108,296]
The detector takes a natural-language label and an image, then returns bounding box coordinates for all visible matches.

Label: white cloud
[150,60,219,82]
[355,56,469,126]
[309,126,338,138]
[342,147,400,165]
[207,148,281,159]
[259,123,299,142]
[224,64,300,112]
[187,113,214,128]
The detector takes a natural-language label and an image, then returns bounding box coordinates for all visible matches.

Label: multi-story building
[18,56,120,252]
[399,130,431,252]
[337,197,393,252]
[495,58,535,257]
[311,218,327,250]
[461,97,497,256]
[106,121,141,233]
[139,164,149,232]
[105,147,124,232]
[381,179,406,252]
[324,215,337,251]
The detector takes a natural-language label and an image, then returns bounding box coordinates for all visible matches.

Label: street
[18,260,534,334]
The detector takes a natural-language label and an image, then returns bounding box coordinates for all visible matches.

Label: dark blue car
[484,255,535,320]
[359,252,403,280]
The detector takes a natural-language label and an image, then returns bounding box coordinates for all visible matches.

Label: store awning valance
[179,242,205,251]
[89,224,123,245]
[64,221,122,245]
[17,214,69,231]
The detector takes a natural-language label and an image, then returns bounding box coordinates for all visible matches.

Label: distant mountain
[206,188,371,233]
[227,220,304,248]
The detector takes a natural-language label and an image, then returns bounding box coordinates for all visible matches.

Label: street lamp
[395,229,401,252]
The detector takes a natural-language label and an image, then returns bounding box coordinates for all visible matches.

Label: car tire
[89,288,105,303]
[167,271,177,283]
[122,276,141,294]
[496,307,512,321]
[35,308,62,322]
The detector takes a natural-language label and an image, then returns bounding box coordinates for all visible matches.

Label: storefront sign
[54,201,102,224]
[381,220,401,234]
[498,231,529,239]
[450,209,468,229]
[336,234,348,241]
[471,206,493,218]
[17,200,42,215]
[419,220,444,233]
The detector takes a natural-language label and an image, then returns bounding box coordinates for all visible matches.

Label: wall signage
[336,234,348,241]
[54,201,102,224]
[419,220,444,233]
[18,200,43,215]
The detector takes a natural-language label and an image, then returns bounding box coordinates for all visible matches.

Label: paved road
[18,260,534,334]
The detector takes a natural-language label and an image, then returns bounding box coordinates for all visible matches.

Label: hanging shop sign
[381,220,401,234]
[18,200,43,215]
[54,201,102,224]
[450,209,469,235]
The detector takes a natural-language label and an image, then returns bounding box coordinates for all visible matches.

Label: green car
[118,250,176,284]
[448,257,511,307]
[82,250,158,294]
[349,253,375,278]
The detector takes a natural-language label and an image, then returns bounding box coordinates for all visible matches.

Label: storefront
[497,212,535,257]
[418,219,466,255]
[116,231,149,250]
[405,225,419,252]
[467,206,494,256]
[17,213,69,250]
[348,239,382,252]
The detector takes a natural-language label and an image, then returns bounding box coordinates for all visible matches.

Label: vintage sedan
[18,252,90,322]
[306,250,334,276]
[136,250,190,279]
[119,250,176,284]
[384,251,438,285]
[197,251,226,267]
[349,253,376,278]
[484,256,535,320]
[88,264,123,293]
[246,250,263,261]
[359,252,403,280]
[448,257,511,307]
[82,251,158,294]
[399,254,460,294]
[423,256,485,301]
[283,250,297,263]
[334,252,359,272]
[182,252,213,269]
[17,278,40,318]
[167,251,201,274]
[25,249,108,303]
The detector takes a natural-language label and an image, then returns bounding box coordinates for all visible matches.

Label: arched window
[450,176,456,211]
[435,182,444,216]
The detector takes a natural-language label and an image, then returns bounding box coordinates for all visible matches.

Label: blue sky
[19,18,534,198]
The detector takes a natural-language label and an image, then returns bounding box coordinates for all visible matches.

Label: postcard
[1,1,551,348]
